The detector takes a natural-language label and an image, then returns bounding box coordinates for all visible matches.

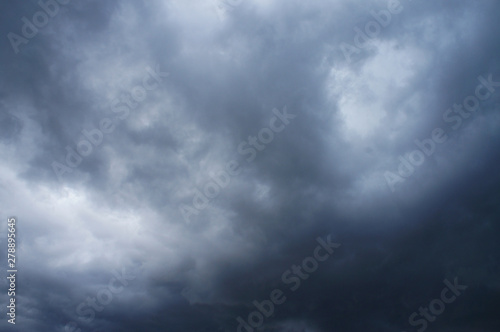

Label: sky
[1,0,500,331]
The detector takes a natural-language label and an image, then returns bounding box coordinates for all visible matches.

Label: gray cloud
[1,0,500,331]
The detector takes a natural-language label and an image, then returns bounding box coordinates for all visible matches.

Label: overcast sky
[1,0,500,331]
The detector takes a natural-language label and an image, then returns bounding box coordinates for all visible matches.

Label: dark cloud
[1,0,500,331]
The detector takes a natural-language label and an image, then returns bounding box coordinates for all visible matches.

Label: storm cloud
[1,0,500,331]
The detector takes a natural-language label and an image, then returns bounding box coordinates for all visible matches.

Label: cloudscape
[1,0,500,331]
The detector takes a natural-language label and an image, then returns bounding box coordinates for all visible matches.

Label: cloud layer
[1,0,500,331]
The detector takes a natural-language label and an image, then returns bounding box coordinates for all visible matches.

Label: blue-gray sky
[1,0,500,331]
